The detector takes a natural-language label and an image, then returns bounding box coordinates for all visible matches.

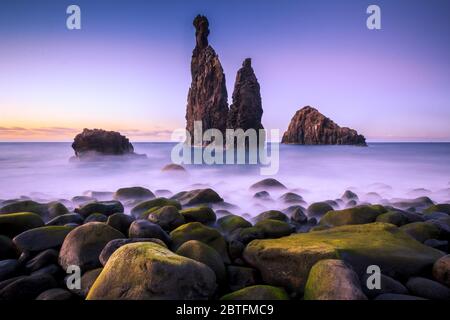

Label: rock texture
[227,58,264,136]
[281,106,367,146]
[185,15,228,145]
[72,129,136,158]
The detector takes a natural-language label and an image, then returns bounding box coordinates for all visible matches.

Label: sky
[0,0,449,142]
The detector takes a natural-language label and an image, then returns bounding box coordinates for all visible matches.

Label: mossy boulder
[106,213,135,234]
[304,259,367,300]
[13,225,74,252]
[243,223,444,294]
[432,254,450,287]
[220,285,289,300]
[46,213,84,226]
[279,192,304,204]
[84,213,108,223]
[75,201,124,218]
[376,210,409,226]
[342,190,359,201]
[99,238,167,266]
[249,178,287,191]
[86,242,217,300]
[0,212,44,238]
[391,196,434,209]
[217,214,252,235]
[254,210,288,223]
[128,220,170,244]
[170,222,230,263]
[176,240,226,283]
[227,265,259,291]
[400,222,441,243]
[319,205,387,227]
[180,206,216,224]
[254,219,294,239]
[237,227,265,244]
[425,204,450,215]
[0,200,48,216]
[173,188,223,206]
[290,207,308,224]
[0,235,18,260]
[113,187,155,201]
[307,202,334,218]
[147,205,185,231]
[59,222,124,272]
[46,202,69,219]
[130,197,181,218]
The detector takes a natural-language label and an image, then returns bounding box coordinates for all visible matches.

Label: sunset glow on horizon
[1,0,450,142]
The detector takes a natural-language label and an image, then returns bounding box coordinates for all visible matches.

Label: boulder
[281,106,367,146]
[176,240,226,283]
[243,223,444,294]
[106,213,135,235]
[319,205,387,227]
[220,285,289,300]
[254,210,288,223]
[0,259,21,282]
[25,249,59,272]
[361,273,408,298]
[0,274,57,300]
[180,206,216,224]
[70,268,103,298]
[114,187,155,201]
[36,288,74,300]
[170,222,230,263]
[59,222,124,272]
[227,266,259,291]
[72,128,136,158]
[290,207,308,224]
[249,178,286,191]
[0,235,18,260]
[254,219,294,238]
[185,15,229,145]
[84,213,108,223]
[342,190,359,201]
[253,191,272,200]
[161,164,187,172]
[147,206,185,231]
[13,226,74,252]
[87,242,217,299]
[75,201,124,218]
[425,204,450,215]
[304,259,367,300]
[279,192,305,204]
[307,202,334,218]
[46,213,84,226]
[0,200,48,216]
[217,214,252,235]
[0,212,44,238]
[433,255,450,287]
[130,197,181,218]
[400,222,441,243]
[376,210,409,226]
[405,277,450,300]
[128,220,170,244]
[375,293,427,300]
[173,189,223,206]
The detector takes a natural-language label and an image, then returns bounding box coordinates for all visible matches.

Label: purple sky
[0,0,449,142]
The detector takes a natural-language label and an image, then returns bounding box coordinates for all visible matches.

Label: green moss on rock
[0,212,44,238]
[254,219,294,238]
[399,222,441,243]
[220,285,289,300]
[424,204,450,215]
[319,205,387,227]
[130,198,181,218]
[217,214,252,235]
[13,225,74,252]
[180,206,216,224]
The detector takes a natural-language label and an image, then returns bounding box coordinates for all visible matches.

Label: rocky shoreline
[1,178,449,300]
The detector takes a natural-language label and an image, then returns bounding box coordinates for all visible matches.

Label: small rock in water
[249,178,287,191]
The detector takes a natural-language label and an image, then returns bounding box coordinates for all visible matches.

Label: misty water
[0,142,449,216]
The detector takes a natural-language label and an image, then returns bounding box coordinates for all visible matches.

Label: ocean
[0,142,449,215]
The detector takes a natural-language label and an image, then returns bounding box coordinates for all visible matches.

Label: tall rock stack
[185,15,229,145]
[282,106,367,146]
[227,58,264,135]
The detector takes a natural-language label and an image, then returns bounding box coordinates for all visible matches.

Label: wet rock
[87,242,217,299]
[99,238,167,266]
[75,201,124,218]
[147,206,185,231]
[71,196,96,206]
[0,212,44,238]
[0,260,21,282]
[0,200,48,216]
[13,226,74,252]
[180,206,216,224]
[400,221,441,243]
[236,227,265,244]
[361,273,408,298]
[72,128,137,158]
[342,190,359,201]
[249,178,286,191]
[279,192,305,205]
[173,188,223,206]
[424,239,448,251]
[424,204,450,215]
[30,264,63,278]
[254,210,288,223]
[70,268,103,298]
[130,197,181,218]
[319,205,387,227]
[375,293,427,300]
[128,220,170,245]
[243,223,444,294]
[376,210,409,226]
[254,219,294,239]
[290,207,308,224]
[36,288,75,300]
[0,235,18,260]
[253,191,272,200]
[25,249,59,272]
[170,222,230,263]
[46,213,84,226]
[307,202,334,218]
[227,265,259,291]
[390,196,434,210]
[220,285,289,300]
[59,222,124,272]
[185,15,229,145]
[217,214,252,235]
[0,274,57,300]
[176,240,226,283]
[304,259,367,300]
[432,255,450,287]
[106,213,135,234]
[114,187,155,201]
[84,213,108,223]
[281,106,367,146]
[405,277,450,300]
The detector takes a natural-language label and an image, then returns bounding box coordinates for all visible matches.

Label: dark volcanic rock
[227,58,264,139]
[282,106,367,146]
[72,128,137,158]
[185,15,228,144]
